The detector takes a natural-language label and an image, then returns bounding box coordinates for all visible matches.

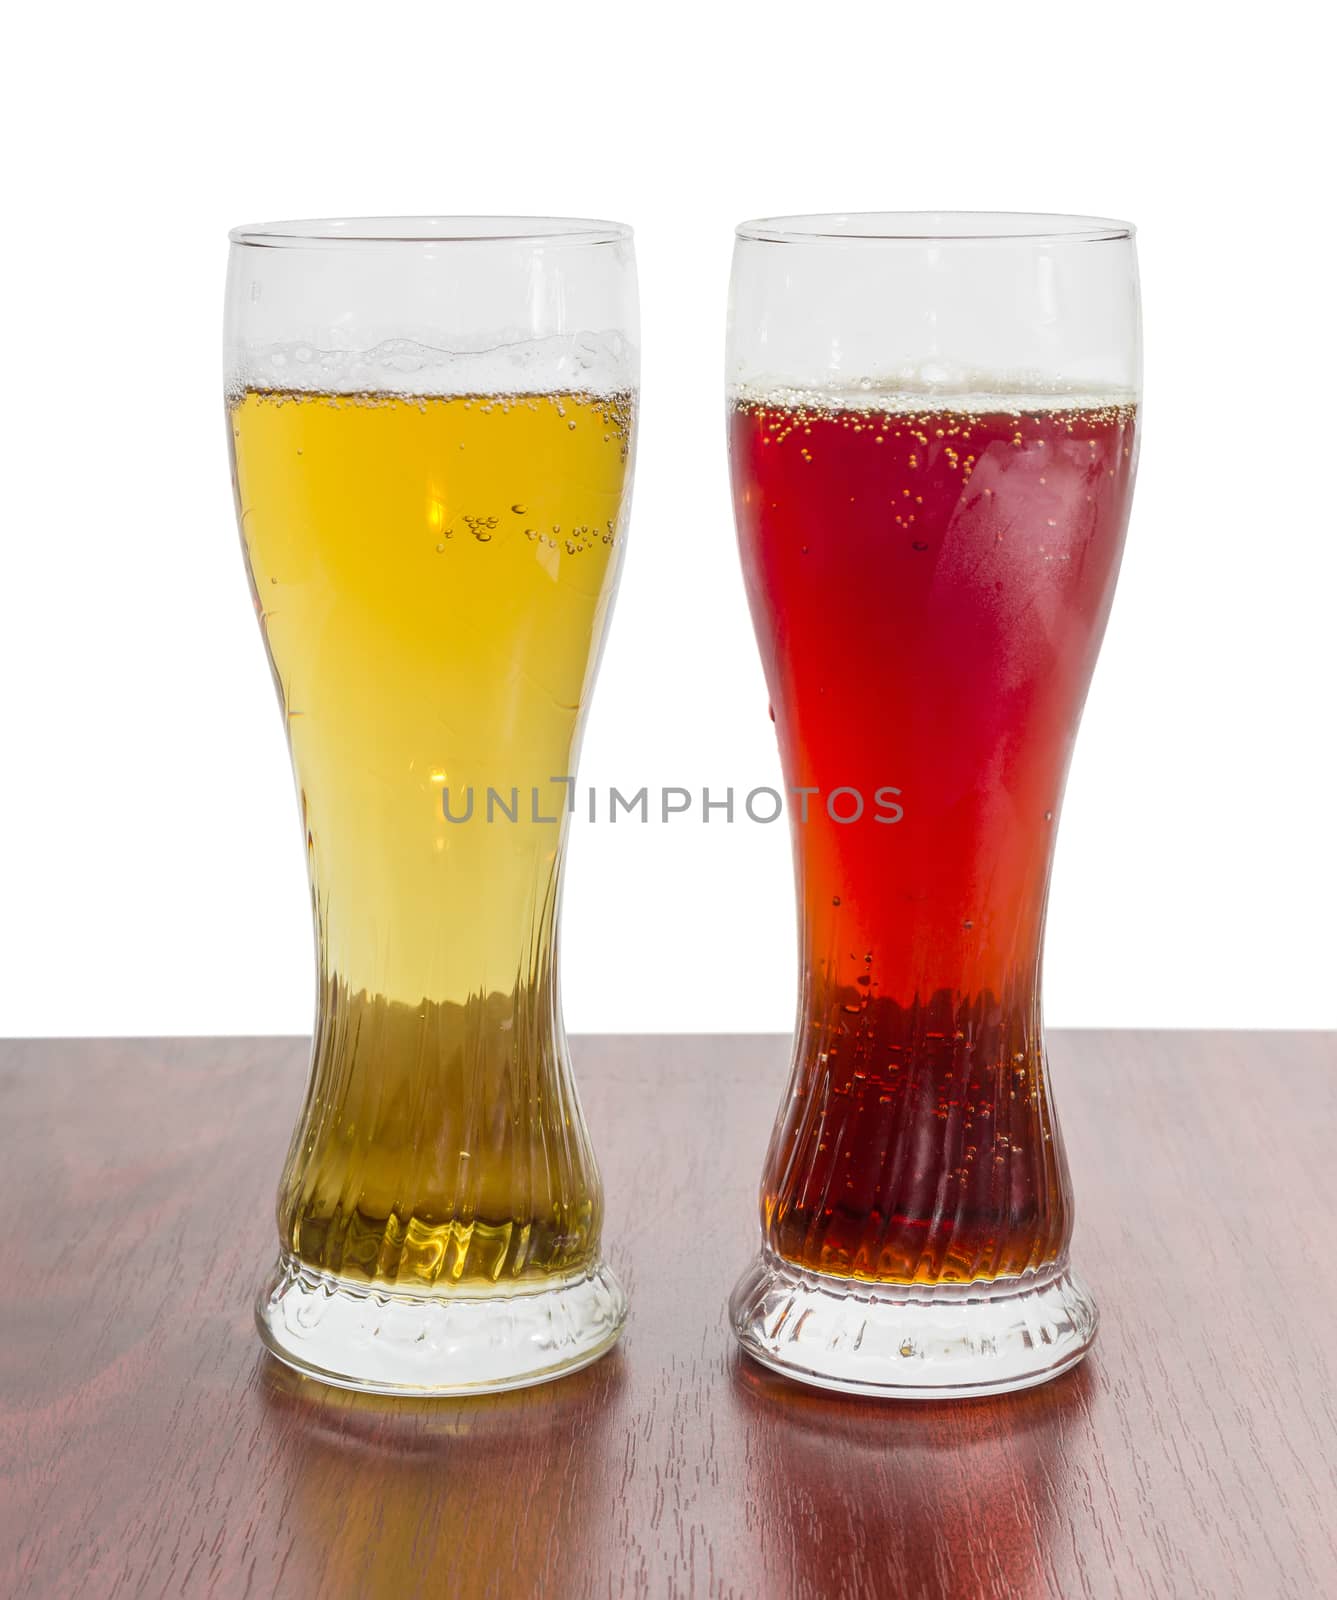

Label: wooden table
[2,1033,1334,1598]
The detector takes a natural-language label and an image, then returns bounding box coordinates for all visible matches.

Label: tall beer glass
[225,218,637,1394]
[727,213,1139,1396]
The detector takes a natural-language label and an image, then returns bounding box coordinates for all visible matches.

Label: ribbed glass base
[729,1250,1097,1398]
[256,1252,627,1396]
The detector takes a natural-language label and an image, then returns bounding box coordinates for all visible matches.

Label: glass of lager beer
[726,214,1140,1396]
[225,218,637,1394]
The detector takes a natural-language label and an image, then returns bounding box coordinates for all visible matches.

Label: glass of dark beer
[727,213,1140,1396]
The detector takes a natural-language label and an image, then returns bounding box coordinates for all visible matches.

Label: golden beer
[228,388,633,1290]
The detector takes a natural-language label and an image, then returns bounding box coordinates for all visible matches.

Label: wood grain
[1,1032,1334,1599]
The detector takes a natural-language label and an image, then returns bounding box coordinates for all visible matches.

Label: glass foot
[729,1249,1097,1398]
[256,1252,627,1396]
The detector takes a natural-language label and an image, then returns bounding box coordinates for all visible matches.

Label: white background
[3,1,1333,1037]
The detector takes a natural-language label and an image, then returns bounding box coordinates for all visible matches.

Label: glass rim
[228,215,633,249]
[735,211,1135,246]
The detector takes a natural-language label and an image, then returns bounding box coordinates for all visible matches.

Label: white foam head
[227,331,636,402]
[731,367,1137,416]
[225,220,639,402]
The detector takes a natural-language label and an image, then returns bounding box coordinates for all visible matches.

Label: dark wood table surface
[2,1032,1334,1599]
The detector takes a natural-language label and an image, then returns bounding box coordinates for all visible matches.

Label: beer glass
[727,213,1139,1396]
[225,218,637,1394]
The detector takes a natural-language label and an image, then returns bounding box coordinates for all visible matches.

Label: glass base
[256,1252,627,1396]
[729,1249,1097,1399]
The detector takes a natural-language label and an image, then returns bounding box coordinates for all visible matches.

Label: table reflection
[249,1350,630,1596]
[729,1352,1099,1599]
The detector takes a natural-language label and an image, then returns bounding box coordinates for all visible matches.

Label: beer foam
[225,332,636,403]
[730,370,1137,417]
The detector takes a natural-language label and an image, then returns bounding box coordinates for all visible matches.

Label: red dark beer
[731,393,1137,1285]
